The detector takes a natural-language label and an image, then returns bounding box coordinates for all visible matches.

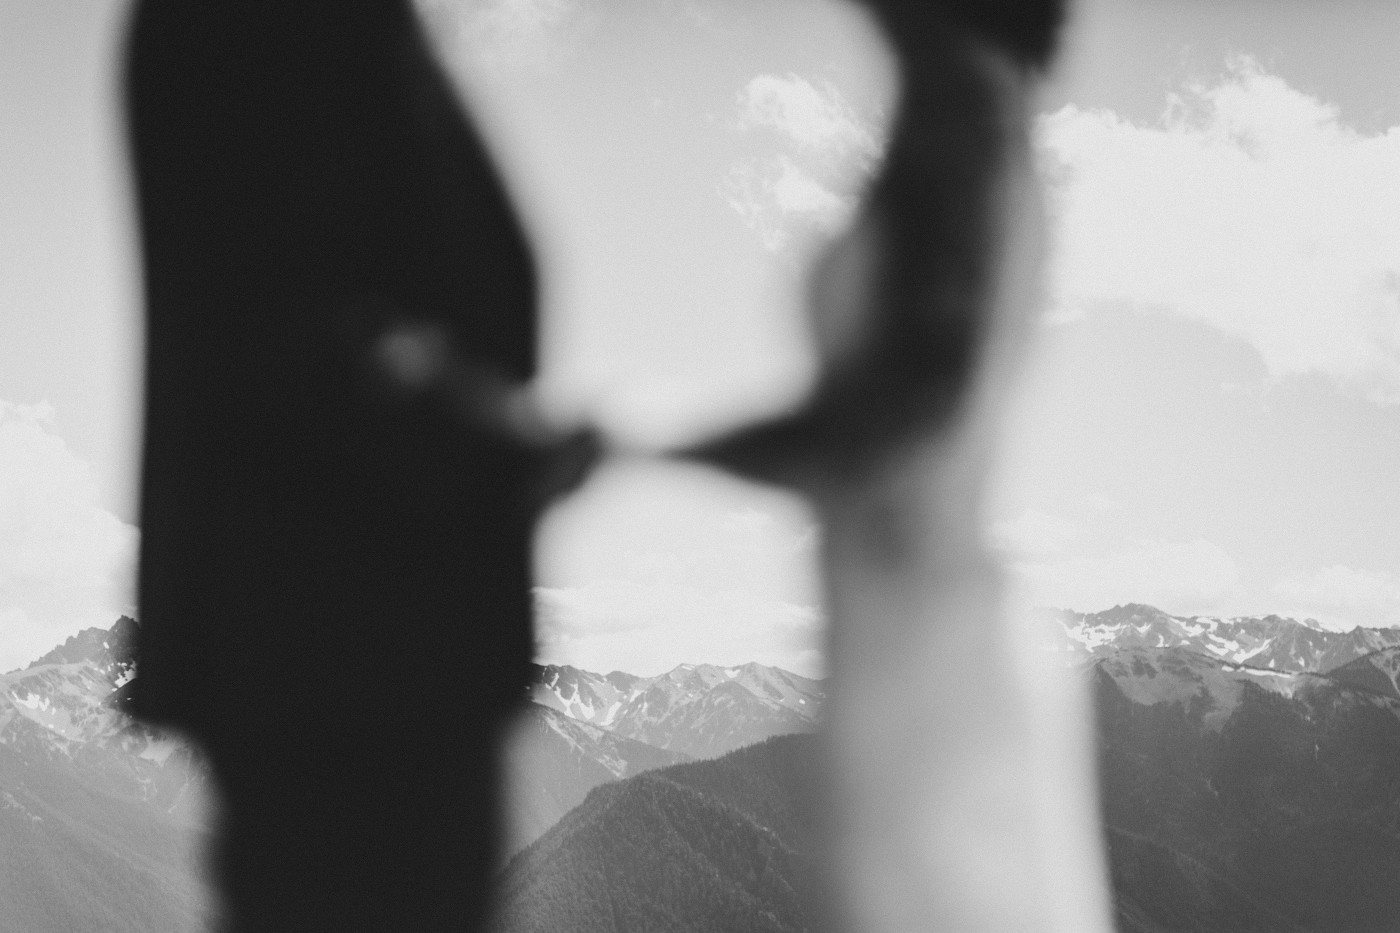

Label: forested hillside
[493,735,819,933]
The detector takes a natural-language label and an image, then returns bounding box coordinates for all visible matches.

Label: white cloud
[535,461,825,677]
[736,73,879,158]
[1004,537,1242,617]
[991,509,1079,558]
[480,0,576,32]
[1272,564,1400,631]
[0,402,137,672]
[534,580,823,677]
[722,155,854,251]
[1039,58,1400,400]
[416,0,581,69]
[724,73,882,252]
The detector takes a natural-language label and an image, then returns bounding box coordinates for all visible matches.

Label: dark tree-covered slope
[1096,653,1400,933]
[0,739,210,933]
[503,702,689,855]
[493,734,820,933]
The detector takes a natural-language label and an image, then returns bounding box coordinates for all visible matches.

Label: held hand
[374,321,601,505]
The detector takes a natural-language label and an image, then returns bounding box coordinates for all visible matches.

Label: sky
[3,0,1400,675]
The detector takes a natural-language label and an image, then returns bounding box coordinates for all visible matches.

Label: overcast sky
[4,0,1400,675]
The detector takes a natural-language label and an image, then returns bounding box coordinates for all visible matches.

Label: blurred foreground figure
[123,3,586,930]
[127,0,1110,930]
[686,1,1114,931]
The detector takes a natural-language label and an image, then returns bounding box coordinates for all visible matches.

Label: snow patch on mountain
[1096,647,1309,730]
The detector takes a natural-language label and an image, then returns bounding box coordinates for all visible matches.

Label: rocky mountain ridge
[529,661,825,760]
[16,606,1400,933]
[1046,602,1400,672]
[0,617,211,933]
[0,617,207,821]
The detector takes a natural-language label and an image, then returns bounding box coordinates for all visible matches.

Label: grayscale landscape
[6,608,1400,932]
[6,2,1400,930]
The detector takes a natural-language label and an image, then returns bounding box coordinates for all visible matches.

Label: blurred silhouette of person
[685,2,1114,931]
[125,3,590,930]
[127,1,1109,932]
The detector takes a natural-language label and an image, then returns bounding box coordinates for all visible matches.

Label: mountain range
[0,618,829,907]
[506,660,824,856]
[8,605,1400,933]
[0,618,210,933]
[1095,643,1400,932]
[1047,602,1400,671]
[528,661,825,759]
[508,607,1400,933]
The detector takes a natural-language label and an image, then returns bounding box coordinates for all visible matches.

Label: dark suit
[126,3,539,929]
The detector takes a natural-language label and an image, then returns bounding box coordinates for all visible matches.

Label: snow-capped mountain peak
[0,617,206,819]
